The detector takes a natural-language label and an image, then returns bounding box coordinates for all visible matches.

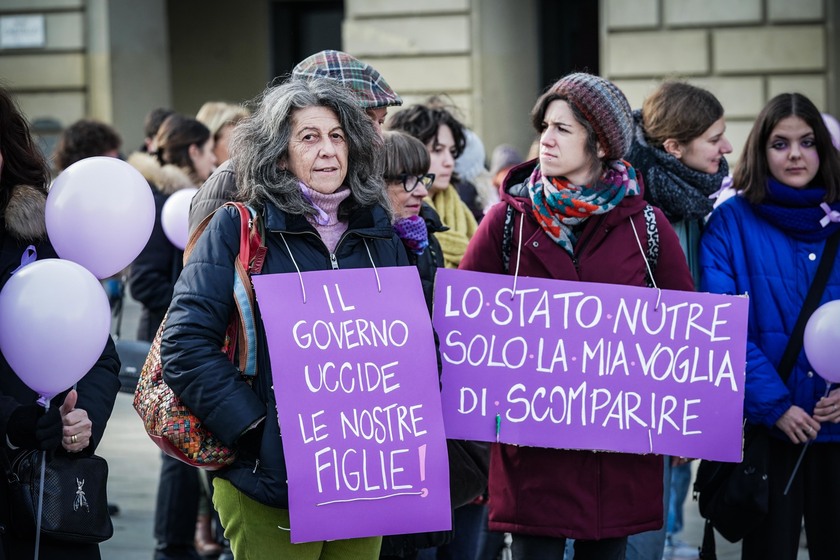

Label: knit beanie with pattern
[292,50,403,110]
[550,73,633,161]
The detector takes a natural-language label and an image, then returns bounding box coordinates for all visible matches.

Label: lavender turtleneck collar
[299,182,351,253]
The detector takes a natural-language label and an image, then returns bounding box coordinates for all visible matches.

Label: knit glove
[6,404,63,452]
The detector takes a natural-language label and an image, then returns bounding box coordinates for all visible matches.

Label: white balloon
[0,259,111,398]
[161,188,198,250]
[46,157,155,279]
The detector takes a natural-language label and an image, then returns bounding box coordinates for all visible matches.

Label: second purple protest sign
[433,268,749,462]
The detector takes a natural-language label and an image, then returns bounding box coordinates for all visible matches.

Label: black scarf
[627,110,730,222]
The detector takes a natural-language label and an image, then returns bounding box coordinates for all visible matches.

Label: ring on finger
[70,434,78,444]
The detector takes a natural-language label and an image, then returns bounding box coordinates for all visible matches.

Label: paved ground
[99,292,158,560]
[98,392,160,559]
[97,294,807,560]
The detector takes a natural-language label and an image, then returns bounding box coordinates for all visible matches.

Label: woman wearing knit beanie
[387,100,478,269]
[459,73,694,559]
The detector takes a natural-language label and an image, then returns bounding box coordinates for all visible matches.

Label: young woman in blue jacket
[699,93,840,560]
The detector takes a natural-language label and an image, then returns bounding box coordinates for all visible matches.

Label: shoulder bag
[133,202,266,469]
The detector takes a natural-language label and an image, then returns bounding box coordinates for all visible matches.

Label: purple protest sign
[433,268,749,462]
[252,267,450,543]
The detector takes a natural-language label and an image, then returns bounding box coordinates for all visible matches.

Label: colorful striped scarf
[527,160,640,256]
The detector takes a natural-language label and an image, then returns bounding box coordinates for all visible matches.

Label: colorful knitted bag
[133,202,266,469]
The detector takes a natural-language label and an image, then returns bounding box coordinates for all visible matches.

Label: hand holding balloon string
[783,300,840,495]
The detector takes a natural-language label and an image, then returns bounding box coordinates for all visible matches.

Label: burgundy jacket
[459,160,695,540]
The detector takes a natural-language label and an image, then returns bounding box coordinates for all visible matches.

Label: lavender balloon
[161,187,198,250]
[0,259,111,398]
[822,113,840,151]
[804,300,840,384]
[46,157,155,279]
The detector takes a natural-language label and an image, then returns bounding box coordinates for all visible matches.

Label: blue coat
[700,195,840,441]
[160,199,409,508]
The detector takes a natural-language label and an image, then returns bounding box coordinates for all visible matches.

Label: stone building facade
[603,0,838,162]
[0,0,836,163]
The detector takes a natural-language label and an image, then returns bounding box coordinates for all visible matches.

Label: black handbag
[693,229,840,558]
[694,426,770,543]
[4,450,114,544]
[447,439,490,508]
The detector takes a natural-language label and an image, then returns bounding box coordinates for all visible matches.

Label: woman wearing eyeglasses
[382,131,443,311]
[379,131,489,560]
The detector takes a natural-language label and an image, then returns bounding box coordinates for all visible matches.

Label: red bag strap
[184,202,266,373]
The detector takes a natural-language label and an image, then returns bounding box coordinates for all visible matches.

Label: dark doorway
[538,0,599,91]
[271,1,344,80]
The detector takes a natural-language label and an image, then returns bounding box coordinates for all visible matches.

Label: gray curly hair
[229,77,389,216]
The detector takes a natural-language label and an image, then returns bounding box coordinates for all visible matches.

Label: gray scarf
[627,110,729,222]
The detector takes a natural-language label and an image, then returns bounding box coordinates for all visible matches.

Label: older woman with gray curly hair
[160,77,409,560]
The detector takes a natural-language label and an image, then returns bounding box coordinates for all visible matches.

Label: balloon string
[783,383,832,496]
[34,399,48,560]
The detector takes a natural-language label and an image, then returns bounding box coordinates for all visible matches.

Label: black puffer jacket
[127,152,196,341]
[187,160,236,234]
[160,199,409,508]
[408,203,447,313]
[0,185,120,559]
[380,204,489,558]
[400,204,489,511]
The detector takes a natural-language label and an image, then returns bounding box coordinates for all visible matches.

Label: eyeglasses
[390,173,435,193]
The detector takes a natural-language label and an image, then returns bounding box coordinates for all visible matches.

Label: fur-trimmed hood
[3,184,47,242]
[127,152,197,195]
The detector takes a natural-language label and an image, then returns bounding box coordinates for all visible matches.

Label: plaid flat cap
[292,50,403,110]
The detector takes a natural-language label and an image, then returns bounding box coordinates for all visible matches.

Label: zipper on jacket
[572,215,607,272]
[270,229,337,269]
[252,459,260,474]
[269,228,389,271]
[330,231,390,269]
